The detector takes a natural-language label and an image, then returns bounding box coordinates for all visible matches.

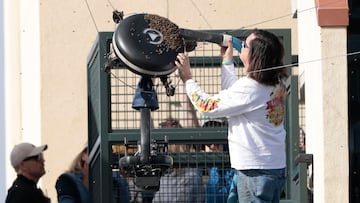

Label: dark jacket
[55,172,89,203]
[6,174,50,203]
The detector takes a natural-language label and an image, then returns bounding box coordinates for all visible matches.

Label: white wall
[3,0,21,194]
[297,0,349,202]
[0,0,6,201]
[19,0,42,144]
[3,0,43,193]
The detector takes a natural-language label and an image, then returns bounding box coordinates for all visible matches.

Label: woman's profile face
[240,33,256,72]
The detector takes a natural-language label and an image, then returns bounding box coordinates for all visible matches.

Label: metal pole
[140,108,151,164]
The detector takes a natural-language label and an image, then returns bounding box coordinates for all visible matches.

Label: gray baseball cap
[10,142,48,168]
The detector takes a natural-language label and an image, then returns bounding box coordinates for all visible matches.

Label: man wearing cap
[6,142,51,203]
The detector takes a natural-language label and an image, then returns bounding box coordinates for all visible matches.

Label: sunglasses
[243,40,250,49]
[23,153,44,162]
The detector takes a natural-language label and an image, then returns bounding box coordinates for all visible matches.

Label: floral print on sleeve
[266,83,286,126]
[191,91,220,112]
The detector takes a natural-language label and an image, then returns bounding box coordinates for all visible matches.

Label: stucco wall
[297,0,349,202]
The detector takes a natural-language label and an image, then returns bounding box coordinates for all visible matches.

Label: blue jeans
[227,173,239,203]
[234,168,286,203]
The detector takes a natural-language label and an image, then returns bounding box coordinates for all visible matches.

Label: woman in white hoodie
[176,29,288,203]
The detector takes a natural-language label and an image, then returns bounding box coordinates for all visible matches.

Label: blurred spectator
[203,120,237,203]
[151,117,205,202]
[112,169,130,203]
[56,144,130,203]
[55,145,89,203]
[299,128,306,153]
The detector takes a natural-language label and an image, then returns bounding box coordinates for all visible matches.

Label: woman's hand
[221,40,234,63]
[175,53,192,82]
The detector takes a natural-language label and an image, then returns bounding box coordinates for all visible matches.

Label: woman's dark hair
[247,29,288,86]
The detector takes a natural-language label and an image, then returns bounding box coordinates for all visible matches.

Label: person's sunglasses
[23,153,43,162]
[243,41,250,49]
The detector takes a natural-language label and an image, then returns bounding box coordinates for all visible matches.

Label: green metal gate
[87,29,310,203]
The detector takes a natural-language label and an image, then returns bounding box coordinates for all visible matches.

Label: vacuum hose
[180,28,243,52]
